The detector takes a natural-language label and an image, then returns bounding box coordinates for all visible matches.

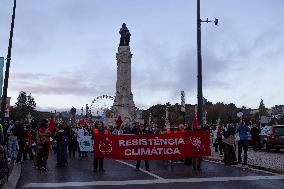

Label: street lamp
[181,91,186,124]
[165,105,170,129]
[1,0,17,124]
[197,0,218,126]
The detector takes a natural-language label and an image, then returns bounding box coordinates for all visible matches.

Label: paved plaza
[208,146,284,173]
[17,154,284,189]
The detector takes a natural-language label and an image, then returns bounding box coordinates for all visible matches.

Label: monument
[112,23,143,125]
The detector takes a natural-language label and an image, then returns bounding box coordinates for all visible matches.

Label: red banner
[94,131,211,160]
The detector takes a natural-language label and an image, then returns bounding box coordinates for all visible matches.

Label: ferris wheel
[89,95,115,116]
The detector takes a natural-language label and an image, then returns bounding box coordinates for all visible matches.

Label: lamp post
[1,0,17,124]
[165,105,170,129]
[197,0,218,126]
[181,91,186,124]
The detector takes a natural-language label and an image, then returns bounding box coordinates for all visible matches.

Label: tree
[10,91,37,122]
[15,91,27,107]
[27,93,36,109]
[259,99,268,116]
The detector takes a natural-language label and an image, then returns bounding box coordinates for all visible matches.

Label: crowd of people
[0,116,259,174]
[212,119,263,167]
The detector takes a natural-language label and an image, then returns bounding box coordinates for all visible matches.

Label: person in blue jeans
[236,119,250,166]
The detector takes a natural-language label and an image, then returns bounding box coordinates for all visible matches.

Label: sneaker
[41,167,48,172]
[35,166,40,170]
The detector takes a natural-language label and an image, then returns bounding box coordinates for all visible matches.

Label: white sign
[78,136,93,152]
[237,112,243,118]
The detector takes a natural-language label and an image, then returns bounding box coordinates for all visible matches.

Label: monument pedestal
[110,24,144,126]
[112,46,141,125]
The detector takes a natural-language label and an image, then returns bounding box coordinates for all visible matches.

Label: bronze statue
[119,23,131,46]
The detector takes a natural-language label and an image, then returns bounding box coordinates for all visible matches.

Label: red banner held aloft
[94,131,211,160]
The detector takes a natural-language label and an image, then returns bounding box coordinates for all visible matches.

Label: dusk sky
[0,0,283,111]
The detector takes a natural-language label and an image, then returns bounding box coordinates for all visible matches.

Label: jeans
[238,140,248,165]
[252,137,261,151]
[57,144,68,166]
[136,160,149,169]
[16,140,25,162]
[23,143,34,160]
[37,142,49,168]
[8,136,18,159]
[94,155,104,170]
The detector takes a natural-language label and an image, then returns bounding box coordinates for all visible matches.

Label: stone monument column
[113,23,136,124]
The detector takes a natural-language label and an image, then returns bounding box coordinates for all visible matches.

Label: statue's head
[122,23,126,27]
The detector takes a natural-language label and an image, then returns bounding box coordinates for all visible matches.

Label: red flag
[116,116,123,127]
[49,116,56,133]
[79,119,86,126]
[193,111,198,130]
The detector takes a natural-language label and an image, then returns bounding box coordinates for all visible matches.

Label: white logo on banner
[98,137,113,155]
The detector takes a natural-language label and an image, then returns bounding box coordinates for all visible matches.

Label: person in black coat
[68,129,77,159]
[55,124,69,167]
[135,124,150,171]
[250,124,261,151]
[14,121,26,163]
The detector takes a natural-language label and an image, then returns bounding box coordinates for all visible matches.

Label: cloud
[10,72,115,96]
[2,0,284,109]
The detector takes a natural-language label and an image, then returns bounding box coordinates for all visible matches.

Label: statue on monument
[119,23,131,46]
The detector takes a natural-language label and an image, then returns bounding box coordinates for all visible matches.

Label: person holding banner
[135,124,150,171]
[93,121,106,172]
[75,124,85,159]
[192,124,203,171]
[112,119,123,135]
